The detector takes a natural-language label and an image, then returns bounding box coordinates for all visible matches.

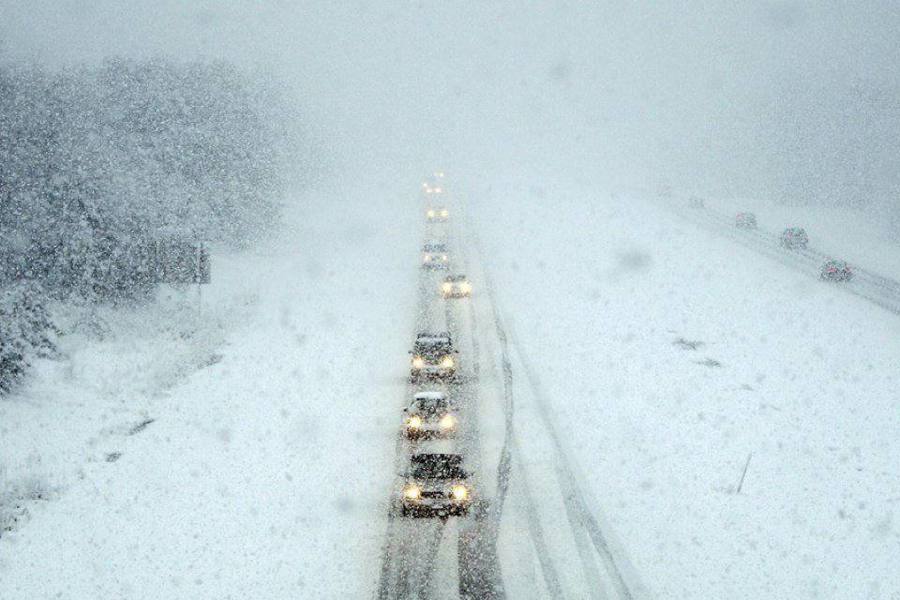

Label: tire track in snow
[452,230,505,600]
[378,208,498,600]
[464,208,571,598]
[467,205,639,600]
[377,262,449,599]
[506,325,636,600]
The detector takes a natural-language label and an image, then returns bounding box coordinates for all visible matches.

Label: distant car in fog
[403,391,458,439]
[821,259,853,281]
[410,332,457,381]
[441,274,471,299]
[421,173,446,197]
[426,207,449,223]
[421,241,449,270]
[688,196,705,208]
[735,212,757,229]
[398,453,471,518]
[780,227,809,250]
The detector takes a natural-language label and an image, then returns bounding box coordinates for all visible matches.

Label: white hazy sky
[3,1,900,202]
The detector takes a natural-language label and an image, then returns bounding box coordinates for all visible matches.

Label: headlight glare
[404,485,421,501]
[412,356,425,369]
[407,415,423,429]
[439,414,456,430]
[450,484,468,502]
[440,356,454,369]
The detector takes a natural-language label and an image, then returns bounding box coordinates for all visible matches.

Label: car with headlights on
[426,207,449,223]
[780,227,809,249]
[735,212,758,229]
[821,259,853,281]
[422,241,449,270]
[403,391,458,439]
[441,274,472,299]
[410,332,457,381]
[421,173,445,197]
[399,453,472,518]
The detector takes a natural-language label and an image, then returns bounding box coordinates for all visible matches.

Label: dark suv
[399,454,471,518]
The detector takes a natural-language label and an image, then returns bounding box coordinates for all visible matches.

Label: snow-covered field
[472,184,900,599]
[1,186,420,598]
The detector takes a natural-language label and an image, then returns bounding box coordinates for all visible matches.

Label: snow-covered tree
[0,56,303,393]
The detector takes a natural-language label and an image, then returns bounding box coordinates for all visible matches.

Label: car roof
[416,331,451,341]
[408,454,467,479]
[411,453,463,466]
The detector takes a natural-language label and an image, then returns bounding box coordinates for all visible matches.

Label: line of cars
[714,205,854,281]
[392,175,476,520]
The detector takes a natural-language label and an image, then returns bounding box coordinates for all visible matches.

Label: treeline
[0,57,303,393]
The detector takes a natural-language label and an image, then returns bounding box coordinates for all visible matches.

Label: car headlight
[441,282,453,293]
[450,484,468,502]
[440,210,449,218]
[434,187,442,193]
[441,254,448,261]
[404,485,421,501]
[423,255,432,263]
[440,356,454,369]
[459,282,472,293]
[407,415,423,429]
[439,414,456,430]
[427,210,435,218]
[412,356,425,369]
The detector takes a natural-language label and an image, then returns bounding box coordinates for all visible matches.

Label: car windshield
[415,340,451,354]
[410,456,466,479]
[423,244,446,252]
[414,398,450,413]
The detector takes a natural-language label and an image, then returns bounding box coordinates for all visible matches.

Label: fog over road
[3,3,900,599]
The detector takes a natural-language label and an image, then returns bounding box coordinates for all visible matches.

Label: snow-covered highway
[3,178,900,599]
[659,194,900,315]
